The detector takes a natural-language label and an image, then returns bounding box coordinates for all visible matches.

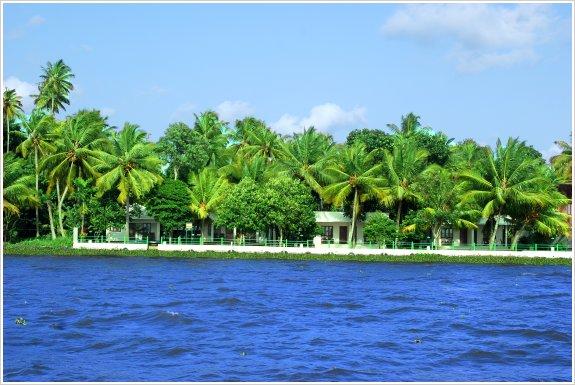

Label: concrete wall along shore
[72,230,571,258]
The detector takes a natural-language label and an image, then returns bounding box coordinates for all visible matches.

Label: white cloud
[215,100,254,123]
[271,103,367,135]
[27,15,46,26]
[3,76,36,112]
[381,4,554,72]
[170,102,196,120]
[99,107,115,117]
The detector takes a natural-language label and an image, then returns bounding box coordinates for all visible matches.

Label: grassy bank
[3,240,572,266]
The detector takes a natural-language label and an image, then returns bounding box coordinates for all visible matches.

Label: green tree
[362,212,398,247]
[16,109,57,237]
[240,122,283,162]
[459,138,553,247]
[322,143,387,245]
[346,128,393,162]
[188,167,229,238]
[387,112,424,137]
[145,179,192,237]
[40,111,109,235]
[3,88,24,153]
[215,178,266,239]
[279,127,335,194]
[380,136,430,231]
[157,122,209,180]
[447,139,487,172]
[97,123,163,235]
[33,59,74,114]
[550,139,572,183]
[264,177,318,242]
[193,111,228,166]
[3,153,38,216]
[219,154,279,184]
[405,167,479,246]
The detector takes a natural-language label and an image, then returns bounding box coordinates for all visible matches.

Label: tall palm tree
[278,126,335,194]
[550,139,572,183]
[193,111,228,166]
[240,122,283,162]
[380,137,430,230]
[40,112,109,235]
[189,167,229,238]
[321,143,387,245]
[16,109,57,237]
[404,167,479,246]
[3,88,24,152]
[33,59,74,115]
[508,192,571,248]
[219,154,279,184]
[459,137,552,247]
[3,153,38,216]
[97,123,163,236]
[386,112,424,137]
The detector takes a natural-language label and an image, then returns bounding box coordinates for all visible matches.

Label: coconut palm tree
[193,111,228,167]
[459,137,552,247]
[33,59,74,115]
[386,112,424,137]
[40,111,109,235]
[380,136,430,230]
[219,154,279,184]
[240,122,283,163]
[97,123,163,236]
[508,196,571,248]
[3,153,38,215]
[278,126,335,194]
[189,167,229,238]
[404,167,479,246]
[16,109,57,237]
[550,139,572,183]
[3,88,24,152]
[321,143,387,245]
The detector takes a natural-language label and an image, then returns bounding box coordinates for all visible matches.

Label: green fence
[160,236,572,252]
[160,236,315,248]
[77,235,148,244]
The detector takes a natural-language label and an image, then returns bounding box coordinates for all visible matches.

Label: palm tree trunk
[395,200,403,242]
[432,224,441,247]
[47,202,56,239]
[174,166,178,180]
[35,148,40,237]
[489,215,500,248]
[511,225,526,249]
[279,227,283,245]
[201,218,206,239]
[57,184,69,236]
[125,194,130,239]
[396,200,403,230]
[6,118,10,152]
[350,189,359,246]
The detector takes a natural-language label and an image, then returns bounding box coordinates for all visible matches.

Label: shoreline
[3,244,572,266]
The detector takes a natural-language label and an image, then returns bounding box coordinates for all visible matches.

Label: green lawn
[3,240,571,266]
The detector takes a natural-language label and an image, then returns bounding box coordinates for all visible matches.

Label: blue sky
[3,2,572,160]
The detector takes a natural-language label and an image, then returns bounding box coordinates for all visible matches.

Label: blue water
[2,255,572,382]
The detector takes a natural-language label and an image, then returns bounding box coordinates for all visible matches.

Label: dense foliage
[3,59,572,248]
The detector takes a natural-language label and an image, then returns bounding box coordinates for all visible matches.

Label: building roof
[315,211,350,223]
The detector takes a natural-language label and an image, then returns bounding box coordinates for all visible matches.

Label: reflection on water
[3,255,572,381]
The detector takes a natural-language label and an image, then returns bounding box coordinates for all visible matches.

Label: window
[440,228,453,239]
[322,226,333,241]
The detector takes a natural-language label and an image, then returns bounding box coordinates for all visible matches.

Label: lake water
[3,255,572,381]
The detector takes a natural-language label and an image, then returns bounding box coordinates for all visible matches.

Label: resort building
[121,208,513,247]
